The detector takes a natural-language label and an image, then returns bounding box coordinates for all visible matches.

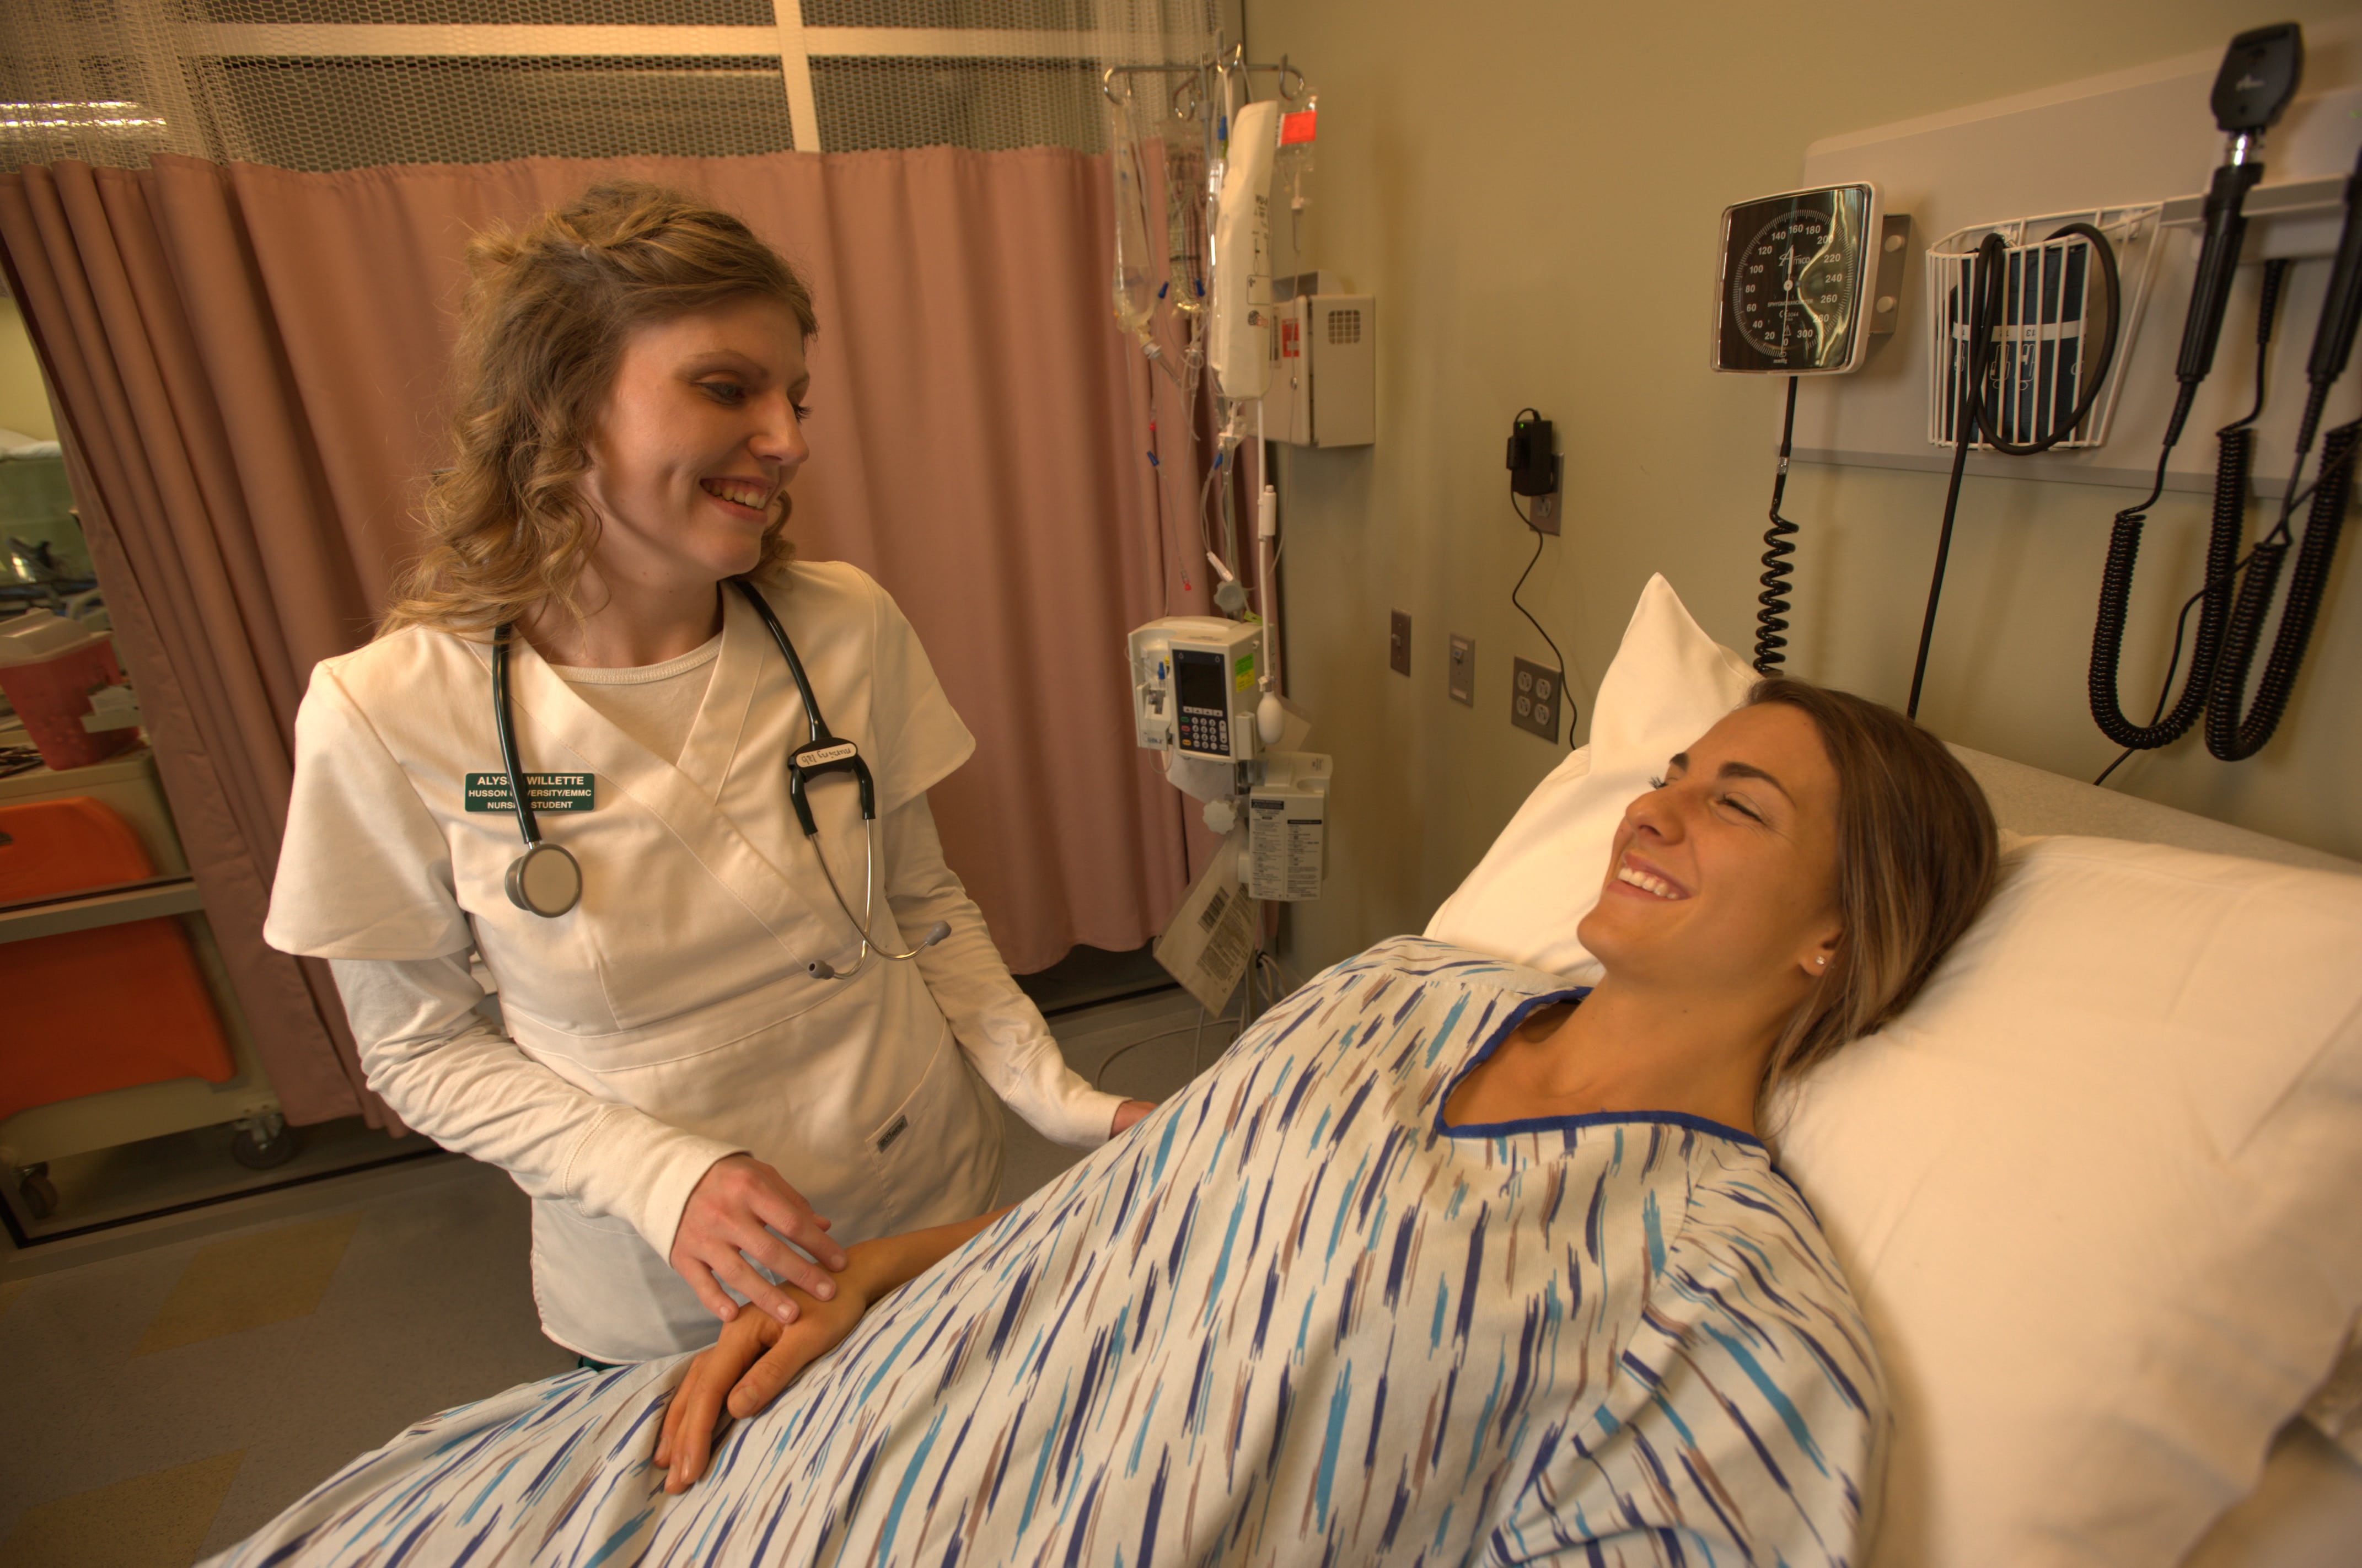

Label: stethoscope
[492,577,948,981]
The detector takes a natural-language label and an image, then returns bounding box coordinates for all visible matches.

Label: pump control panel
[1129,617,1265,764]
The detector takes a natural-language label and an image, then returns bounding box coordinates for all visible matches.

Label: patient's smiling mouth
[1613,854,1689,900]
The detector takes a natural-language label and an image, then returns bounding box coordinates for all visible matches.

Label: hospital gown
[208,937,1886,1567]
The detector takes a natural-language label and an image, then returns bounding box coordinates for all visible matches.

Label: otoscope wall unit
[1788,19,2362,499]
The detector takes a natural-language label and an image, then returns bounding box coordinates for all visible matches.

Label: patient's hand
[654,1257,873,1493]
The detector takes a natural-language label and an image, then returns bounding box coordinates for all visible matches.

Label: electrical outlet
[1389,610,1411,676]
[1511,657,1563,742]
[1447,635,1475,705]
[1529,487,1561,534]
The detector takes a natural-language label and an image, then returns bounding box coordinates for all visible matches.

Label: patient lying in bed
[210,680,1993,1567]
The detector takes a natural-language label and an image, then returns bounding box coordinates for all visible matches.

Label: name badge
[795,740,858,769]
[464,772,597,813]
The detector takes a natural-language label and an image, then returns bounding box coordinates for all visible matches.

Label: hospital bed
[1427,574,2362,1568]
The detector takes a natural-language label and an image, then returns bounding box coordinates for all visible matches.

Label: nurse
[264,182,1152,1366]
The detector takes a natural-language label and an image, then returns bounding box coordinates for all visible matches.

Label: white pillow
[1425,574,2362,1568]
[1422,573,1754,974]
[1779,835,2362,1567]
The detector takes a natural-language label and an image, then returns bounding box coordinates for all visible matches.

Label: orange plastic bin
[0,796,234,1124]
[0,610,141,772]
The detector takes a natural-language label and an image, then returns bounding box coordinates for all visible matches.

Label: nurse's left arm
[879,794,1149,1144]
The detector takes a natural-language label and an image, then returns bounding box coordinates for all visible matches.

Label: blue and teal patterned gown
[210,937,1885,1566]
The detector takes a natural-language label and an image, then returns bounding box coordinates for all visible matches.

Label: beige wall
[1246,0,2362,974]
[0,297,57,440]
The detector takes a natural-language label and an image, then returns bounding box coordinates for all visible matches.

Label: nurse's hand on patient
[653,1206,1011,1492]
[654,1250,876,1493]
[1111,1099,1155,1136]
[669,1154,848,1328]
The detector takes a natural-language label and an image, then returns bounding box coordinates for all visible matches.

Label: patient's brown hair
[1749,679,1997,1114]
[381,182,816,638]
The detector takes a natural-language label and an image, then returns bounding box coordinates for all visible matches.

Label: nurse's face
[1577,702,1844,997]
[577,296,812,591]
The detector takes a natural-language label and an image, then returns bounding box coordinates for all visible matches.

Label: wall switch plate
[1511,657,1563,742]
[1389,610,1411,676]
[1447,635,1474,705]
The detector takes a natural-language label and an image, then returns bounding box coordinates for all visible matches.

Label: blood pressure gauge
[1714,184,1897,374]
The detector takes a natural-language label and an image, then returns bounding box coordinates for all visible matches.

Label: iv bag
[1111,122,1156,343]
[1209,99,1279,401]
[1165,137,1208,314]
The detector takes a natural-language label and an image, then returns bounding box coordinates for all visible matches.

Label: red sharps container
[0,609,141,771]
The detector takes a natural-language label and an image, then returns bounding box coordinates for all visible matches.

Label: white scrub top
[266,563,1076,1361]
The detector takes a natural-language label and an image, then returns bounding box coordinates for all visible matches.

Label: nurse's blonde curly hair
[379,182,817,637]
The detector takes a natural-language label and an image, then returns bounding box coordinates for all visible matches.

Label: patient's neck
[1519,976,1781,1137]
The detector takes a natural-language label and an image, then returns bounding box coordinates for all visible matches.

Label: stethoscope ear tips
[506,842,584,918]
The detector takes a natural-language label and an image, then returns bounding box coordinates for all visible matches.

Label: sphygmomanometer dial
[1715,185,1878,374]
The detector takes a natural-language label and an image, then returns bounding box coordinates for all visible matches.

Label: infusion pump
[1129,616,1332,904]
[1129,617,1264,763]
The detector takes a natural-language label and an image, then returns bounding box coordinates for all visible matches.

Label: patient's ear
[1799,928,1843,981]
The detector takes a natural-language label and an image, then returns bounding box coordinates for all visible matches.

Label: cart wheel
[229,1115,300,1170]
[17,1163,57,1221]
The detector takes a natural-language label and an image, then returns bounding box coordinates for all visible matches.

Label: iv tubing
[1254,399,1282,690]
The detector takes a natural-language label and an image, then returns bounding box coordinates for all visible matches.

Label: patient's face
[1579,703,1842,995]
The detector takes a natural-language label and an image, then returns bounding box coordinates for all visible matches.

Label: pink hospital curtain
[0,2,1216,1124]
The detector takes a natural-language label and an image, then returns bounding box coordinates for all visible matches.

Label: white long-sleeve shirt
[330,790,1120,1262]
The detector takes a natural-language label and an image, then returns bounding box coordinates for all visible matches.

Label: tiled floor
[0,981,1224,1566]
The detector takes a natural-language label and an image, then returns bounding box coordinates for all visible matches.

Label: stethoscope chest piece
[485,587,949,964]
[492,624,584,921]
[505,840,583,918]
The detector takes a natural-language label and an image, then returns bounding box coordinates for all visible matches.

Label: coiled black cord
[2089,258,2289,754]
[2093,412,2356,784]
[1753,376,1801,674]
[2203,417,2356,758]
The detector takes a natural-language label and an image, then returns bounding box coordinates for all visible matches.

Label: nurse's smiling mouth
[700,476,775,519]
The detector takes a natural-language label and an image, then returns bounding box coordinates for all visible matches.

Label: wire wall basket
[1925,205,2163,451]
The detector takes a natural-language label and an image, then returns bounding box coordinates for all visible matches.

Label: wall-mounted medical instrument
[1899,213,2127,716]
[491,581,950,979]
[1712,184,1912,672]
[2203,133,2362,760]
[1265,274,1376,448]
[1714,184,1909,376]
[1925,210,2156,453]
[2085,21,2342,764]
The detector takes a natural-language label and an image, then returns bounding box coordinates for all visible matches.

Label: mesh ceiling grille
[0,0,1214,172]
